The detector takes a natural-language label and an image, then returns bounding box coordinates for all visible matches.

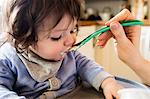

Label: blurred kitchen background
[77,0,150,84]
[0,0,150,84]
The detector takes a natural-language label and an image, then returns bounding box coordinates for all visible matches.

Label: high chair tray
[57,76,148,99]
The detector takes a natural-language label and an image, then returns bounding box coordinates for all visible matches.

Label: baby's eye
[50,35,62,41]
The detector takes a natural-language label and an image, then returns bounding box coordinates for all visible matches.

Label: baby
[0,0,122,99]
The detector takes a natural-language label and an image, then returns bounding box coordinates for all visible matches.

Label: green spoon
[73,20,144,50]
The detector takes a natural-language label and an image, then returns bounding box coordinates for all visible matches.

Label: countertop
[79,20,150,26]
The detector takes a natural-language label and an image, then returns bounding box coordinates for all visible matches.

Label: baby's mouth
[60,48,70,56]
[60,52,65,56]
[60,51,68,56]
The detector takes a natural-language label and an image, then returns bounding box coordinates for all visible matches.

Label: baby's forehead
[36,15,57,32]
[53,15,77,29]
[37,14,77,32]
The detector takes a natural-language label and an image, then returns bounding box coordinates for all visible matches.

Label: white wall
[140,26,150,60]
[77,26,96,60]
[0,1,2,28]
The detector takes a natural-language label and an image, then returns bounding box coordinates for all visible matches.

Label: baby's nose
[64,34,75,47]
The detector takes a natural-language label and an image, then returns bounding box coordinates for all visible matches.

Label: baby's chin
[36,54,62,62]
[39,51,68,62]
[42,58,62,62]
[47,54,66,62]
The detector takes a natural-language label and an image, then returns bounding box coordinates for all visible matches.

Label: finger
[105,9,135,26]
[115,94,120,99]
[109,21,127,43]
[113,92,120,99]
[104,93,113,99]
[98,31,112,40]
[97,31,112,47]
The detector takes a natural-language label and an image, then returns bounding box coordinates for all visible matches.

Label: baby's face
[31,14,78,61]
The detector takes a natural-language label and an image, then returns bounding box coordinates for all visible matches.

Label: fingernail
[99,45,104,48]
[96,42,100,46]
[111,23,119,29]
[96,43,105,48]
[105,22,109,25]
[105,21,109,25]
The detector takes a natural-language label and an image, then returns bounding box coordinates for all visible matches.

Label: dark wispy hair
[2,0,84,51]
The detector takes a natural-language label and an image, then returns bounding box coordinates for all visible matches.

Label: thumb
[110,21,127,42]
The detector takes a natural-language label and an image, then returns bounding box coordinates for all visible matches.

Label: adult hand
[98,9,141,49]
[98,9,150,86]
[97,9,142,66]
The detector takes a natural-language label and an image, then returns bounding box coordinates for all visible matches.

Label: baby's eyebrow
[52,23,78,33]
[52,29,68,32]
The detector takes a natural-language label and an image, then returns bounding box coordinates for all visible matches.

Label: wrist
[129,54,145,69]
[101,77,115,89]
[125,49,143,68]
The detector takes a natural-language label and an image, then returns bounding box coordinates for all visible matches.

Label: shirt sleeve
[0,59,26,99]
[74,51,113,91]
[0,85,26,99]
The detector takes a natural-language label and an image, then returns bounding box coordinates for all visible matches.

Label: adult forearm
[129,57,150,86]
